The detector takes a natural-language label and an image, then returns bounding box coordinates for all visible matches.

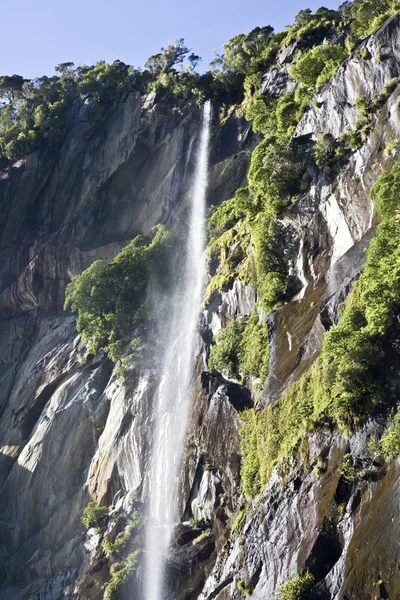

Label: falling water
[144,100,212,600]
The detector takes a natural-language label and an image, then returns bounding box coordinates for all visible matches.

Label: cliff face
[1,13,400,600]
[0,92,253,599]
[199,14,400,600]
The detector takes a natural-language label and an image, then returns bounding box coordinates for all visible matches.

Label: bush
[278,571,314,600]
[290,43,348,89]
[208,316,247,378]
[208,308,269,383]
[380,410,400,459]
[82,502,110,529]
[104,550,141,600]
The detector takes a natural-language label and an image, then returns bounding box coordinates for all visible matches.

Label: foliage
[290,43,348,89]
[208,308,269,383]
[349,0,399,40]
[231,507,248,534]
[65,225,177,364]
[380,410,400,459]
[102,512,140,558]
[0,60,144,159]
[341,453,358,483]
[192,529,211,545]
[240,164,400,496]
[104,550,142,600]
[208,317,247,379]
[278,571,314,600]
[81,502,110,529]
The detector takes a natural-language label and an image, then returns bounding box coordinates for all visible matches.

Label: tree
[145,39,190,74]
[188,53,201,70]
[55,62,75,75]
[0,75,26,102]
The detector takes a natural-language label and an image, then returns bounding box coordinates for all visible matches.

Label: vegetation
[278,571,314,600]
[231,507,248,534]
[81,502,110,529]
[102,512,140,558]
[380,410,400,459]
[192,529,211,545]
[64,225,177,364]
[240,163,400,496]
[1,1,395,163]
[208,308,269,383]
[104,550,142,600]
[236,578,253,596]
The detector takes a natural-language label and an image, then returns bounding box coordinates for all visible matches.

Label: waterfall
[144,100,212,600]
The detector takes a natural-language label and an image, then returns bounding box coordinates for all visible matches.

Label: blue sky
[3,0,340,78]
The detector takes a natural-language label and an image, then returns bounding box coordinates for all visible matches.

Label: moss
[192,529,211,545]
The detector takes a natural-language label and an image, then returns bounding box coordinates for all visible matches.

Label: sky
[2,0,340,79]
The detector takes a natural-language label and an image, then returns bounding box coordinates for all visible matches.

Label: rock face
[2,14,400,600]
[0,94,254,599]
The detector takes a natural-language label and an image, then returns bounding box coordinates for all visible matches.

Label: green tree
[0,75,26,102]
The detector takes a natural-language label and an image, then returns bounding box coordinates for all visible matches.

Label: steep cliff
[1,5,400,600]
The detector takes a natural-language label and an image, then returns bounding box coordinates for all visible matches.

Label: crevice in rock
[305,522,343,583]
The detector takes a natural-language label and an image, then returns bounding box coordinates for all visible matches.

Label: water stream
[144,100,212,600]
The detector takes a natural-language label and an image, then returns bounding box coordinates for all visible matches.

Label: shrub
[208,316,247,379]
[208,308,269,383]
[82,502,110,529]
[102,512,140,557]
[104,550,141,600]
[380,410,400,459]
[290,43,348,89]
[278,571,314,600]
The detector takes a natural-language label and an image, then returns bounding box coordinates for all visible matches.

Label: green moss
[236,578,253,596]
[278,571,314,600]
